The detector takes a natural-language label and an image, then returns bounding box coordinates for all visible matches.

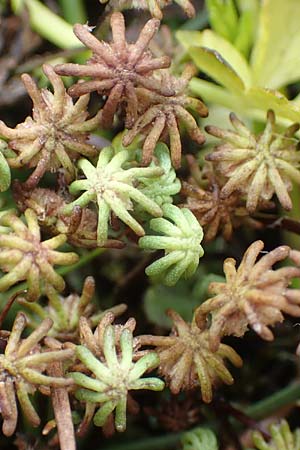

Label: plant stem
[47,358,76,450]
[58,0,87,24]
[58,248,105,277]
[245,382,300,420]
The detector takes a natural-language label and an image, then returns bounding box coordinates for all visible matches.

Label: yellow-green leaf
[247,87,300,123]
[234,0,259,57]
[189,45,245,92]
[176,30,203,51]
[190,78,300,126]
[205,0,238,42]
[195,30,252,87]
[251,0,300,89]
[189,78,242,110]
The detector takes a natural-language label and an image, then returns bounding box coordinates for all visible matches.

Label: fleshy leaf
[0,152,11,193]
[252,419,300,450]
[181,427,219,450]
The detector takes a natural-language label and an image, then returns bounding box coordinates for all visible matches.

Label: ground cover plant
[1,0,300,449]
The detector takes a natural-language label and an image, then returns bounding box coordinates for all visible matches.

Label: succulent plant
[12,182,123,249]
[0,209,78,301]
[18,276,127,342]
[0,312,74,436]
[139,204,204,285]
[55,13,171,129]
[1,2,300,449]
[177,1,300,126]
[69,320,164,432]
[137,309,242,402]
[205,111,300,212]
[0,64,99,189]
[62,147,164,246]
[78,313,137,359]
[181,157,271,242]
[136,143,181,208]
[252,420,300,450]
[123,65,208,168]
[0,140,11,193]
[146,395,201,432]
[181,427,218,450]
[196,240,300,351]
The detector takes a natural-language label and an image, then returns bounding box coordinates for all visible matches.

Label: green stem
[58,0,87,25]
[58,248,105,277]
[245,382,300,420]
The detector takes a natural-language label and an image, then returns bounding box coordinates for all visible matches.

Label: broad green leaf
[188,46,245,92]
[205,0,238,42]
[234,11,254,57]
[189,78,240,110]
[247,86,300,122]
[190,78,300,126]
[177,30,251,88]
[234,1,259,57]
[251,0,300,89]
[144,283,198,328]
[144,269,224,329]
[179,0,300,128]
[205,0,259,58]
[236,0,259,10]
[0,152,11,192]
[193,30,252,87]
[176,30,203,50]
[182,427,218,450]
[58,0,87,24]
